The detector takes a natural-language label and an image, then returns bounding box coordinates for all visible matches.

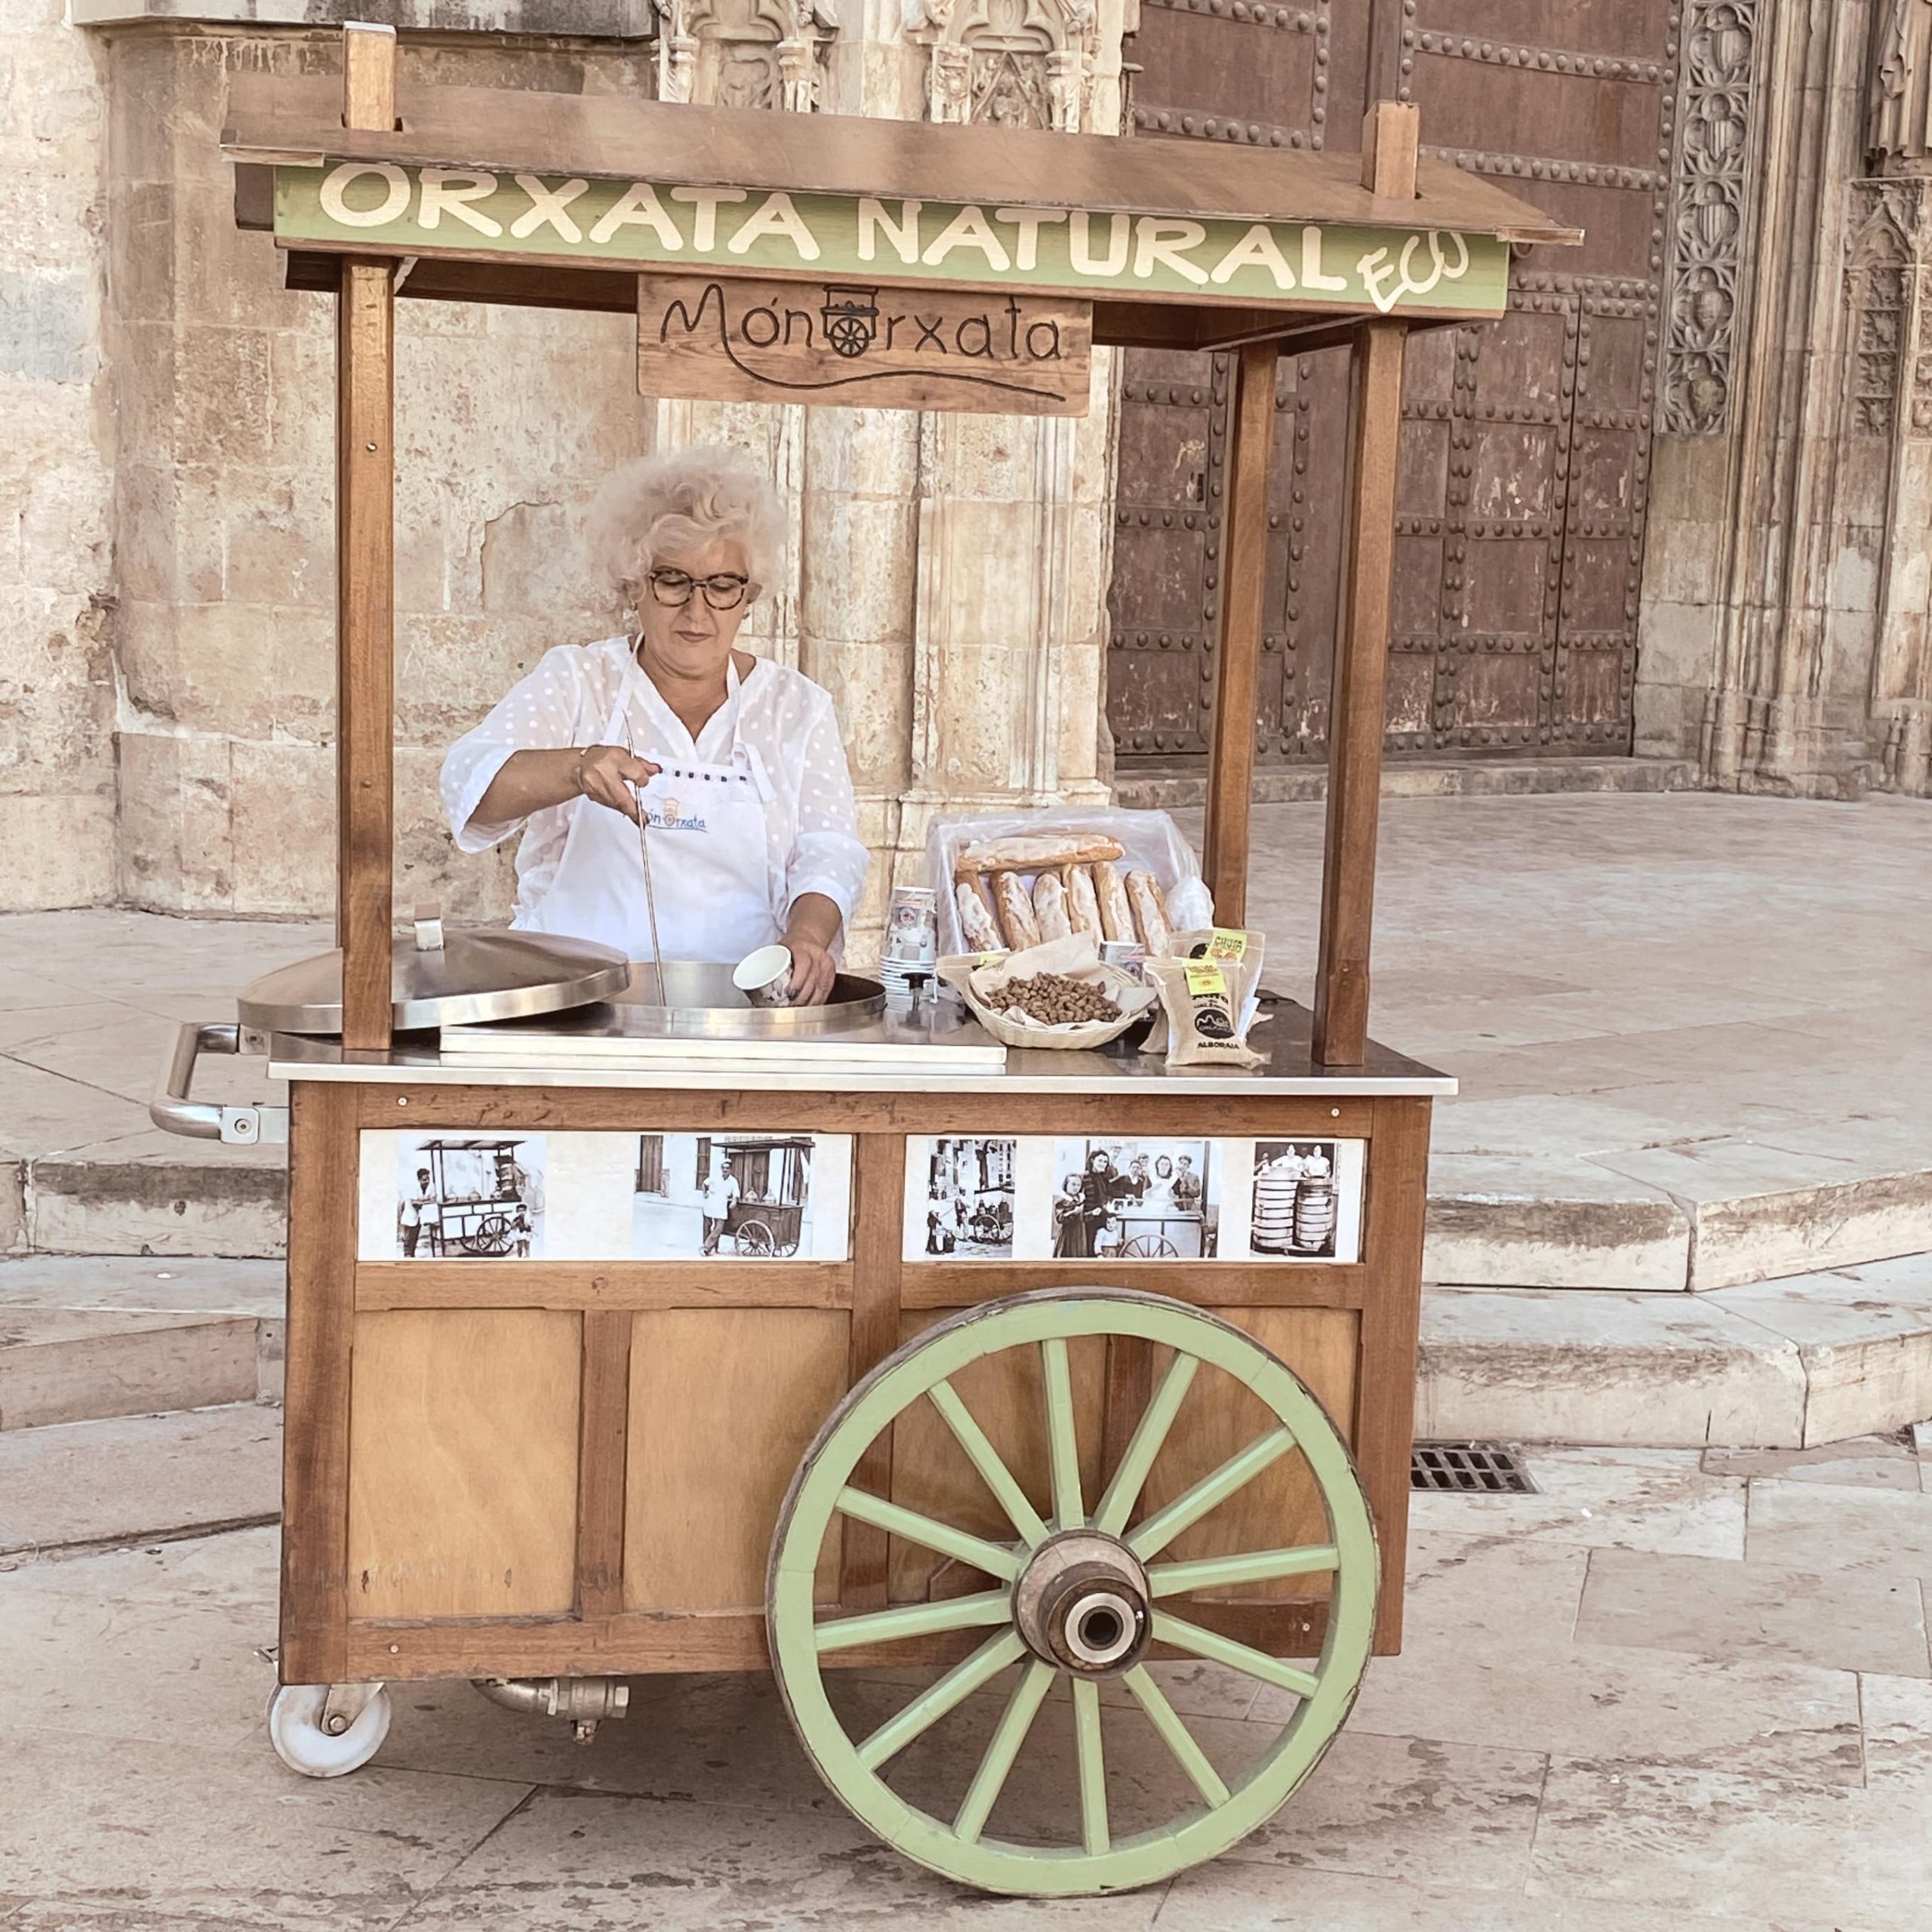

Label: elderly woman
[440,447,867,1004]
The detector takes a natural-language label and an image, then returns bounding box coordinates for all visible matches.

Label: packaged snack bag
[1146,953,1266,1069]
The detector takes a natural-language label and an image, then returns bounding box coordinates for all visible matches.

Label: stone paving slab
[1409,1446,1746,1558]
[1575,1545,1931,1678]
[0,1257,284,1429]
[1704,1432,1925,1491]
[1305,1530,1868,1785]
[0,1306,259,1431]
[0,1404,280,1556]
[1526,1759,1932,1928]
[0,1439,1925,1930]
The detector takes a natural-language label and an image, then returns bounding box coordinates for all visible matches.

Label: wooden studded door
[1106,1,1676,770]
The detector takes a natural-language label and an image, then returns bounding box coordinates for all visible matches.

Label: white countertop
[266,992,1457,1097]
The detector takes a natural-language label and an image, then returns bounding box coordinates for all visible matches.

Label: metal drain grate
[1411,1441,1537,1494]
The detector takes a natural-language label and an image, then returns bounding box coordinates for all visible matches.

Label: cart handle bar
[151,1020,289,1146]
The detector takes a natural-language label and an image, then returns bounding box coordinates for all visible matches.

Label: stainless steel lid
[588,959,887,1038]
[237,929,632,1035]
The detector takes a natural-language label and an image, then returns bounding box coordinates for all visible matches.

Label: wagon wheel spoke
[1126,1424,1296,1561]
[835,1487,1022,1581]
[814,1589,1014,1656]
[1150,1611,1321,1700]
[1071,1675,1109,1855]
[1146,1543,1341,1597]
[855,1628,1027,1771]
[1092,1350,1199,1536]
[927,1380,1048,1547]
[1121,1663,1230,1807]
[955,1658,1056,1845]
[1040,1338,1084,1528]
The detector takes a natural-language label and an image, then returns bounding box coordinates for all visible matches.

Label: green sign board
[274,163,1510,318]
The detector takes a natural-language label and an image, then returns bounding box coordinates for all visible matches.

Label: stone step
[1420,1251,1932,1450]
[26,1132,288,1260]
[1423,1131,1932,1292]
[0,1257,284,1430]
[1114,754,1697,812]
[0,1402,281,1558]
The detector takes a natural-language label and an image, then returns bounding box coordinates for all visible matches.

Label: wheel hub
[1012,1531,1151,1675]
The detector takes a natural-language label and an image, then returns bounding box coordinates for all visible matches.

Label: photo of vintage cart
[634,1132,816,1260]
[914,1136,1016,1259]
[1049,1139,1217,1260]
[142,23,1580,1899]
[394,1135,543,1260]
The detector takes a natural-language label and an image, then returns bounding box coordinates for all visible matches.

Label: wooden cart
[186,27,1575,1896]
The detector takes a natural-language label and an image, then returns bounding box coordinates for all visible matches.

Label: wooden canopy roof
[225,73,1580,246]
[226,72,1579,350]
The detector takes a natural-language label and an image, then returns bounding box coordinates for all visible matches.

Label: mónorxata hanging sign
[273,163,1509,317]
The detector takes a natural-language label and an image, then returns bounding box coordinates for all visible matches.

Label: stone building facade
[0,0,1924,937]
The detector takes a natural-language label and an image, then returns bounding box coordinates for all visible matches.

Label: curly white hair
[586,445,786,601]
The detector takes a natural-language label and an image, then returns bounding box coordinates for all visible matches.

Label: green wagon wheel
[766,1288,1378,1897]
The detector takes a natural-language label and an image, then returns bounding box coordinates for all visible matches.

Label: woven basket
[937,950,1156,1051]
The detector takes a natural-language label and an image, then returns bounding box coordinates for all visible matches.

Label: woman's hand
[781,892,844,1005]
[577,744,660,822]
[783,933,838,1006]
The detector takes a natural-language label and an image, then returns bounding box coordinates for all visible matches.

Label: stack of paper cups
[880,884,938,1001]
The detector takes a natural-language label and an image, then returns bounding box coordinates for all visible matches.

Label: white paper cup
[732,943,795,1008]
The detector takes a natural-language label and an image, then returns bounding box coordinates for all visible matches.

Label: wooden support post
[279,1084,358,1683]
[337,23,397,1051]
[1200,337,1278,925]
[1313,102,1417,1067]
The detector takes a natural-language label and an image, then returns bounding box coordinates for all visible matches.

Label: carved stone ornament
[1871,0,1932,171]
[1661,1,1757,434]
[654,0,837,110]
[906,0,1097,131]
[1844,178,1927,436]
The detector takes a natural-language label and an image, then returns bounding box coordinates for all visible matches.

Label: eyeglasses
[646,568,753,611]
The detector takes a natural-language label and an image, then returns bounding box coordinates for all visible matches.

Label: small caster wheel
[267,1683,392,1778]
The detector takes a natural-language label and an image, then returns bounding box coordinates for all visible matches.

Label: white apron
[515,658,783,963]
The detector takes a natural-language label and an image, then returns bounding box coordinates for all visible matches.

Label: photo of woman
[1048,1140,1217,1260]
[1051,1149,1119,1258]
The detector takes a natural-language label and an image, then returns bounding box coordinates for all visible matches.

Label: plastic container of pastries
[937,934,1158,1051]
[926,810,1211,958]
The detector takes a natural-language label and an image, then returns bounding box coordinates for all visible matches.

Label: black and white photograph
[1045,1138,1217,1260]
[1247,1139,1365,1263]
[913,1137,1016,1259]
[394,1134,545,1260]
[633,1132,817,1260]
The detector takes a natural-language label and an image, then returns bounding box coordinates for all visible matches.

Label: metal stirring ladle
[623,722,667,998]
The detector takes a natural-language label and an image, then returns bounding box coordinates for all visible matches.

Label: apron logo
[645,794,709,833]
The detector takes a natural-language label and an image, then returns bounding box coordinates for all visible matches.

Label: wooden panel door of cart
[1107,0,1672,768]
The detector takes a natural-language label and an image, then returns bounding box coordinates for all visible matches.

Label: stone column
[891,0,1128,912]
[100,26,662,917]
[0,0,115,909]
[1641,0,1932,798]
